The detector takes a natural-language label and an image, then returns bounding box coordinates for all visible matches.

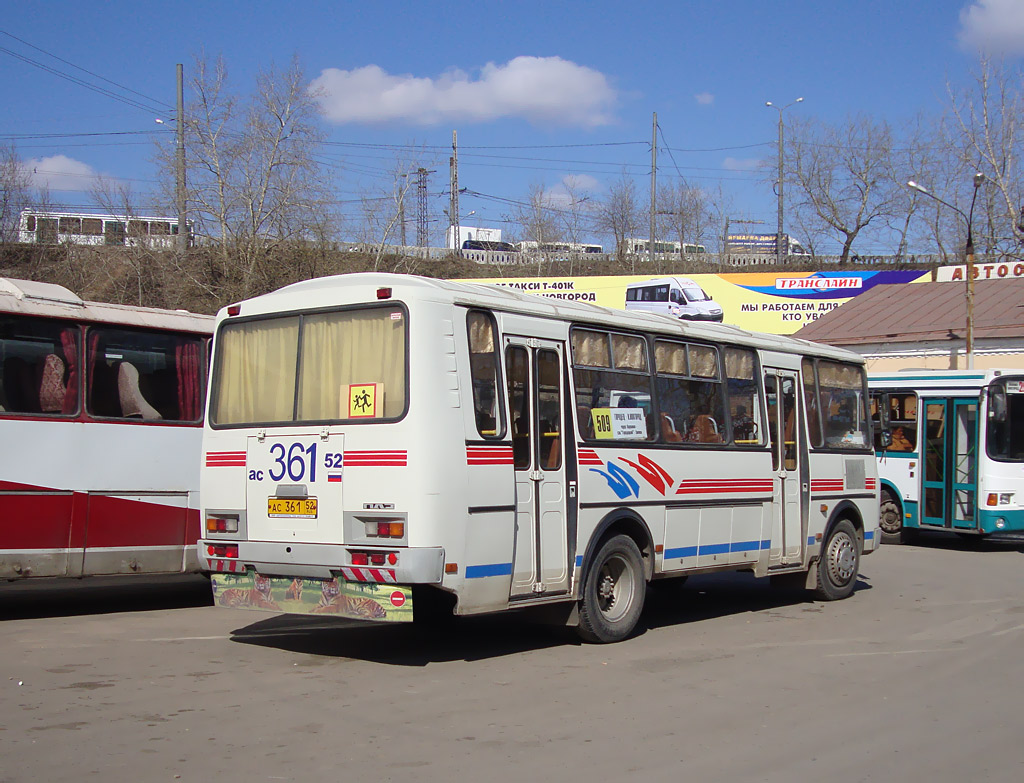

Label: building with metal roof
[793,277,1024,371]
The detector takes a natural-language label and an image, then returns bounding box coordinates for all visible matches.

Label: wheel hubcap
[879,502,901,535]
[596,555,634,621]
[826,532,857,585]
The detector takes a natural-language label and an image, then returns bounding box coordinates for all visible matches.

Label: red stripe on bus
[0,493,199,550]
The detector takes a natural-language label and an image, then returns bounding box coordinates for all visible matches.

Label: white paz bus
[200,274,879,642]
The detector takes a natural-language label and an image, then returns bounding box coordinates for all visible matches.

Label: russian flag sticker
[327,473,343,483]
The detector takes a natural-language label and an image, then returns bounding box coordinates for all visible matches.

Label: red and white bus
[199,273,880,642]
[0,277,213,580]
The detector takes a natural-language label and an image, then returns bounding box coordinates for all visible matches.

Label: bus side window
[0,317,79,416]
[87,327,203,422]
[467,311,503,438]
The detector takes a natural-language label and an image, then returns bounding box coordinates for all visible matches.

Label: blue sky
[3,0,1023,251]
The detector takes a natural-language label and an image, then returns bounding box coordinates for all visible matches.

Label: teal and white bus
[869,370,1024,542]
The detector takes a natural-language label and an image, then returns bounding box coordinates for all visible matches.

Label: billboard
[935,261,1024,282]
[464,270,929,335]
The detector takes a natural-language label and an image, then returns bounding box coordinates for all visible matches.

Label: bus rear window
[211,307,406,426]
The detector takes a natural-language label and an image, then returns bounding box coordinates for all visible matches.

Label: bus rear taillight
[206,543,239,558]
[366,520,404,538]
[206,515,239,534]
[350,551,398,567]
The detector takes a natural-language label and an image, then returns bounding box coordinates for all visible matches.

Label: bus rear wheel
[879,489,903,544]
[578,534,645,643]
[814,519,859,601]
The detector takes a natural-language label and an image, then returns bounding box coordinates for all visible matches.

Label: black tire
[578,534,646,643]
[814,519,860,601]
[879,489,903,544]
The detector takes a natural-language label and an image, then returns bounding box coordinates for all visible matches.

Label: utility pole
[398,175,407,247]
[450,130,459,251]
[175,63,187,256]
[765,98,803,267]
[649,112,657,266]
[416,168,432,248]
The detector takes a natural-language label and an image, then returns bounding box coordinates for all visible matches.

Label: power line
[0,29,173,113]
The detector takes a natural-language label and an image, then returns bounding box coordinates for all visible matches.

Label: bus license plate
[267,497,318,518]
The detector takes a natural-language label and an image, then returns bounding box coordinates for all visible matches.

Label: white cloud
[958,0,1024,54]
[22,155,100,192]
[694,92,715,106]
[548,174,602,206]
[722,157,761,171]
[310,56,617,127]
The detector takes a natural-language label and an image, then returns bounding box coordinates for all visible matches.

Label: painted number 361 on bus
[247,442,342,482]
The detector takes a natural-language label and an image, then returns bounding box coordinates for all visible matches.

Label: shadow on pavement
[0,574,214,621]
[228,570,871,664]
[887,530,1024,553]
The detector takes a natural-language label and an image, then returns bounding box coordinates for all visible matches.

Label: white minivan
[624,277,724,322]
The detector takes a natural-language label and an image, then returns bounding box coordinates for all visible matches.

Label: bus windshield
[987,378,1024,461]
[210,305,407,426]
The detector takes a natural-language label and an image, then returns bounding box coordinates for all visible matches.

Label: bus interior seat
[38,354,67,413]
[660,413,683,442]
[118,362,162,420]
[689,414,722,444]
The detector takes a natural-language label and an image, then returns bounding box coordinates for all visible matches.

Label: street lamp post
[765,97,803,267]
[907,173,986,369]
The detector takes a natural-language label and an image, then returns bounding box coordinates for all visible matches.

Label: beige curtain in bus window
[724,347,754,380]
[689,345,719,378]
[297,308,406,420]
[655,341,688,375]
[213,317,299,424]
[571,330,610,367]
[612,334,647,370]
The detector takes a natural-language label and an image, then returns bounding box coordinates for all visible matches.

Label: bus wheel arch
[575,511,653,644]
[580,510,655,584]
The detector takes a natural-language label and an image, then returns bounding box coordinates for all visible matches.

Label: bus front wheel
[814,519,860,601]
[578,534,646,643]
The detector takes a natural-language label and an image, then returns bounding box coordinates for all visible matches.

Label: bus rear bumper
[198,539,445,584]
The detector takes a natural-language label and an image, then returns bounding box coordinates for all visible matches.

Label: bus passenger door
[505,337,569,598]
[764,370,806,564]
[922,398,978,529]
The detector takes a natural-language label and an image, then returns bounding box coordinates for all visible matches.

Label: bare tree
[90,175,162,306]
[515,182,562,249]
[595,171,641,266]
[947,56,1024,256]
[780,115,900,263]
[657,179,716,261]
[157,54,333,300]
[0,143,31,243]
[557,176,591,274]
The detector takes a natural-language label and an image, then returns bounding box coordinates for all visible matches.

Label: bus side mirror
[879,430,893,449]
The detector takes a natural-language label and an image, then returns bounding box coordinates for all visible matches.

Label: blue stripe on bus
[465,562,513,579]
[664,546,698,559]
[864,530,875,540]
[575,555,583,568]
[808,536,817,546]
[665,540,770,559]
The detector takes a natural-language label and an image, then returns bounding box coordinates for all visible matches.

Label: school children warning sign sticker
[347,383,381,418]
